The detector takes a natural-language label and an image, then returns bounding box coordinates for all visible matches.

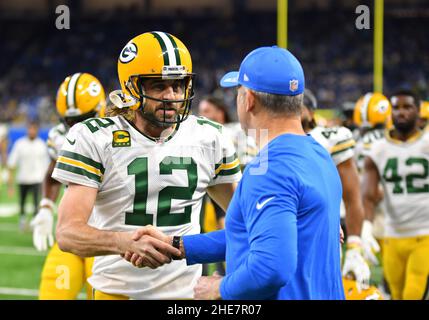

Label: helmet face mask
[115,32,195,127]
[127,74,195,127]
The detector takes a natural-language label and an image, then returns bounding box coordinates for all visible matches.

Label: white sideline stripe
[0,246,47,256]
[0,204,36,217]
[0,287,86,299]
[0,287,38,297]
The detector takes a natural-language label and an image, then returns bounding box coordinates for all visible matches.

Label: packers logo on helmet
[119,43,138,64]
[111,31,195,126]
[56,73,106,124]
[353,92,392,128]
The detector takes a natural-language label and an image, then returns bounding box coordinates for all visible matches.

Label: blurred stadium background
[0,0,427,299]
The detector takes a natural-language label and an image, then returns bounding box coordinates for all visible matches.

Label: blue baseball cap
[220,46,305,96]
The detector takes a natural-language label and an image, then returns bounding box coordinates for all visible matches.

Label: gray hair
[251,89,303,116]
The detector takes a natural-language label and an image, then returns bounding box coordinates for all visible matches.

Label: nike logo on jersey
[256,196,275,210]
[66,137,76,145]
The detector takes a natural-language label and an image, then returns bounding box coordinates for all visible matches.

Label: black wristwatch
[172,236,182,260]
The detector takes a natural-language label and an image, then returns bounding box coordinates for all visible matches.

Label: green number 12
[125,156,198,227]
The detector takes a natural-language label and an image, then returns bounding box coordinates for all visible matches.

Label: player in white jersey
[53,32,241,300]
[301,89,371,292]
[363,90,429,299]
[353,92,393,268]
[32,73,106,299]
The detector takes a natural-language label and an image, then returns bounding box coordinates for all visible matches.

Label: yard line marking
[0,204,36,217]
[0,246,47,257]
[0,287,38,297]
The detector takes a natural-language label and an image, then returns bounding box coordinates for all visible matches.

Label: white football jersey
[354,128,384,172]
[52,115,241,299]
[310,126,355,166]
[310,126,355,218]
[366,130,429,237]
[47,123,67,160]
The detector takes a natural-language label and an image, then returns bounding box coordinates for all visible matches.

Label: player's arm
[362,156,381,224]
[337,158,364,236]
[338,158,371,289]
[206,182,237,212]
[42,160,62,201]
[56,183,180,265]
[360,156,382,265]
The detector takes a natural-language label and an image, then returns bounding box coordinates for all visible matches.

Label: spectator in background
[7,120,49,230]
[198,96,231,125]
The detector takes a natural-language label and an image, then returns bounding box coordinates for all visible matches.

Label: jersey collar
[385,128,424,145]
[123,116,180,144]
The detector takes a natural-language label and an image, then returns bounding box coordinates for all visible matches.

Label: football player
[301,89,370,292]
[353,92,392,265]
[363,90,429,299]
[53,32,241,300]
[31,73,106,299]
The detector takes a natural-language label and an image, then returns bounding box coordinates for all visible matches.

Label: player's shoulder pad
[66,116,121,147]
[362,129,384,145]
[48,122,67,139]
[77,116,121,136]
[191,115,225,137]
[316,126,354,144]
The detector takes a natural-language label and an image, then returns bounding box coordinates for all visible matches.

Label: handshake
[120,225,223,300]
[120,225,183,269]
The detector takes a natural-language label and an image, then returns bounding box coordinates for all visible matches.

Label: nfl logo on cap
[289,79,299,92]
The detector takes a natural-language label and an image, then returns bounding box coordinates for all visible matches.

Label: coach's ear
[244,88,256,113]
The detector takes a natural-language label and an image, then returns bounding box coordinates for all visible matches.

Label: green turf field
[0,184,45,300]
[0,182,73,300]
[0,182,385,300]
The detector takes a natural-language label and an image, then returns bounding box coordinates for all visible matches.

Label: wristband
[346,235,362,250]
[39,198,56,211]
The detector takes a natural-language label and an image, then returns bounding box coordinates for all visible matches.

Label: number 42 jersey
[52,115,241,299]
[366,130,429,238]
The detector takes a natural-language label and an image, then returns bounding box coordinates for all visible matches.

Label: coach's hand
[30,207,54,251]
[194,272,223,300]
[342,235,371,292]
[121,225,181,269]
